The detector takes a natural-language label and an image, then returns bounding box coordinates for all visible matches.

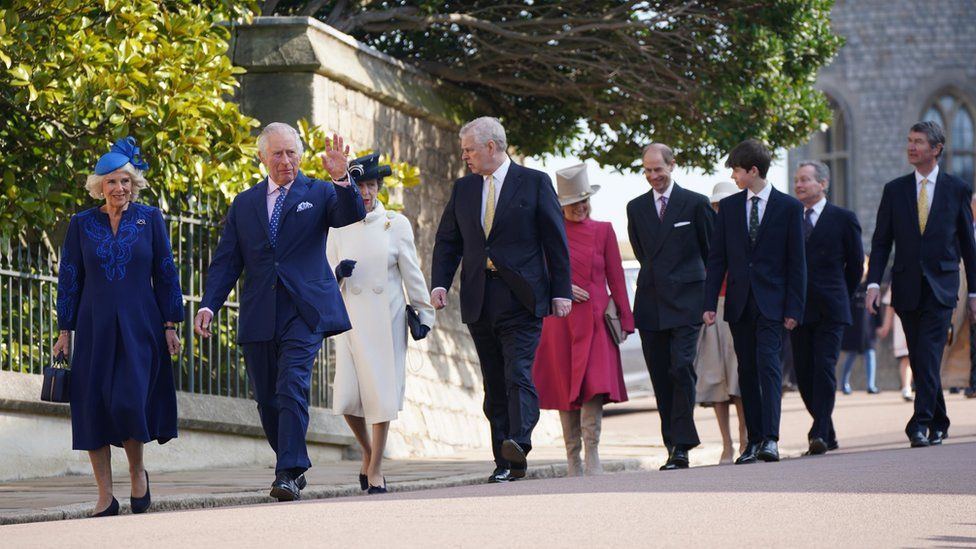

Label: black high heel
[367,477,387,495]
[92,496,119,518]
[359,473,368,491]
[130,471,151,514]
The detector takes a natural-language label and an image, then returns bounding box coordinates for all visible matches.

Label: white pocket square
[296,201,314,212]
[673,221,691,227]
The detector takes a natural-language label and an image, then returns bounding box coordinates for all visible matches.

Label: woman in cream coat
[327,153,435,494]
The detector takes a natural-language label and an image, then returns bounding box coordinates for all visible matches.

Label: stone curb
[0,458,656,526]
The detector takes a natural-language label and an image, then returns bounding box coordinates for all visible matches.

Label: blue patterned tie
[269,185,287,248]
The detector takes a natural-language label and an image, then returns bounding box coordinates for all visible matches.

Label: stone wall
[789,0,976,389]
[233,17,560,458]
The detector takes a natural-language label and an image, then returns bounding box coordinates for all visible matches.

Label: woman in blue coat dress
[52,137,183,517]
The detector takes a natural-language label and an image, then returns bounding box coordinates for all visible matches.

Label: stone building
[789,0,976,388]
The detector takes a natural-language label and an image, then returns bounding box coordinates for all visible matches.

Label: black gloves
[335,259,357,281]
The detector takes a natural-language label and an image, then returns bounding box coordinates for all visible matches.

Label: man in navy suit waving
[791,161,863,455]
[194,123,366,500]
[865,121,976,448]
[704,139,806,464]
[431,116,572,483]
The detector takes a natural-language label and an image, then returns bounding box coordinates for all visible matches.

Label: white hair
[85,162,148,201]
[257,122,304,157]
[459,116,507,150]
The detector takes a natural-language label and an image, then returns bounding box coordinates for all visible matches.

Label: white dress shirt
[653,182,674,218]
[804,196,828,227]
[745,181,773,226]
[481,156,511,230]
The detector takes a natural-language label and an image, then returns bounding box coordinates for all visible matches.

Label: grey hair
[85,162,148,201]
[257,122,304,157]
[798,160,830,184]
[459,116,507,150]
[642,143,675,165]
[910,120,946,159]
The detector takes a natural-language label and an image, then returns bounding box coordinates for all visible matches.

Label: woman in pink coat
[532,163,635,476]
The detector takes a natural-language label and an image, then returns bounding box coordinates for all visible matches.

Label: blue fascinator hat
[94,136,150,175]
[348,153,392,184]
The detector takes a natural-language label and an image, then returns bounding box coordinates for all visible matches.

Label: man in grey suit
[626,143,714,470]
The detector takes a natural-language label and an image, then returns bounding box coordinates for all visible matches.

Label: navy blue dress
[56,203,183,450]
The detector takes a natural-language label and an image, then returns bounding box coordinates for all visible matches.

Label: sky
[524,151,790,240]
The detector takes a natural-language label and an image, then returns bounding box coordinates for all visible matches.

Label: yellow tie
[918,178,929,233]
[484,175,496,269]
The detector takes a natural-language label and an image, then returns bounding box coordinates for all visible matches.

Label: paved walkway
[1,390,974,527]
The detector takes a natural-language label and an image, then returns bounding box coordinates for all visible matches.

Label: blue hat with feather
[95,136,150,175]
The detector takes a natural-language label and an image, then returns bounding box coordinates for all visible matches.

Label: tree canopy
[260,0,842,171]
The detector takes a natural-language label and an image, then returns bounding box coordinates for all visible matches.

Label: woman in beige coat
[327,154,435,494]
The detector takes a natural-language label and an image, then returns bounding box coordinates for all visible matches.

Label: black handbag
[605,299,625,346]
[41,352,71,403]
[405,305,428,341]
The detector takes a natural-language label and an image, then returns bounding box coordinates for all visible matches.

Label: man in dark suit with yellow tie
[431,117,572,482]
[866,121,976,448]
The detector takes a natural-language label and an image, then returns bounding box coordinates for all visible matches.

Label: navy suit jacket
[201,172,366,343]
[431,161,572,323]
[704,187,806,323]
[867,170,976,311]
[802,203,863,325]
[627,184,714,330]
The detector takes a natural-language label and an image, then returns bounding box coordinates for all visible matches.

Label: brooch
[136,218,146,225]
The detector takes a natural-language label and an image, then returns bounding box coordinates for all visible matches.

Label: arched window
[805,97,850,207]
[923,93,975,186]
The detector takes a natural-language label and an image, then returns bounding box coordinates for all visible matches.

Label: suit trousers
[896,279,952,438]
[242,286,324,474]
[467,275,543,468]
[640,325,702,450]
[729,294,785,443]
[790,320,844,443]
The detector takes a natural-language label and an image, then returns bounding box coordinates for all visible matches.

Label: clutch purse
[604,299,625,345]
[41,352,71,403]
[405,305,428,341]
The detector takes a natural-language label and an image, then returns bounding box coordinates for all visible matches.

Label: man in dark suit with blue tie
[627,143,714,470]
[431,116,572,483]
[194,123,366,500]
[791,161,863,455]
[704,139,806,464]
[865,121,976,448]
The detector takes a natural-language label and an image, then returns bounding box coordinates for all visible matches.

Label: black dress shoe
[367,477,387,494]
[501,440,528,479]
[660,448,690,470]
[827,440,839,451]
[757,440,780,462]
[735,443,760,465]
[928,430,946,445]
[270,472,302,501]
[358,473,368,491]
[92,496,119,518]
[130,471,151,514]
[296,473,307,491]
[804,438,828,456]
[488,467,512,483]
[909,432,930,448]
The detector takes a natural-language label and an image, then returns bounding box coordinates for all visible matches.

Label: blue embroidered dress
[56,203,183,450]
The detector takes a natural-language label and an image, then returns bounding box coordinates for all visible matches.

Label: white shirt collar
[747,181,773,201]
[806,196,827,215]
[652,181,675,202]
[267,176,294,195]
[486,156,512,185]
[915,164,939,186]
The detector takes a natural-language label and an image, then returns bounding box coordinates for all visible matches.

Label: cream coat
[327,202,435,424]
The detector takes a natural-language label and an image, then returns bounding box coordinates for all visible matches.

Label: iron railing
[0,192,334,408]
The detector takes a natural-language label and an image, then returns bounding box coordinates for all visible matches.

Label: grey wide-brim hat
[556,162,600,206]
[710,181,739,203]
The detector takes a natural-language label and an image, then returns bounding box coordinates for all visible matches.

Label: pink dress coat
[532,217,635,410]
